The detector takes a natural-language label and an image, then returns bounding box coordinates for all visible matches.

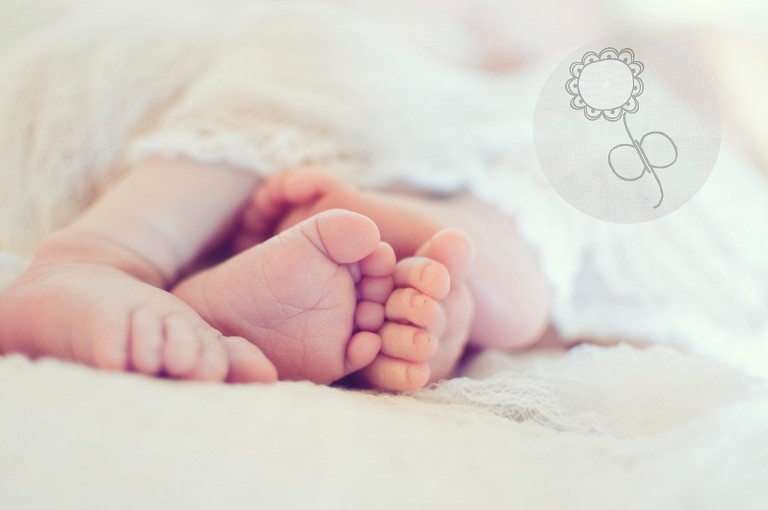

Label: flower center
[578,60,634,111]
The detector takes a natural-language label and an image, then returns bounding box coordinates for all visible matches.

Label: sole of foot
[240,171,478,391]
[176,209,414,385]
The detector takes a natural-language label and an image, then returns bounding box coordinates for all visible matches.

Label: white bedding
[2,345,767,509]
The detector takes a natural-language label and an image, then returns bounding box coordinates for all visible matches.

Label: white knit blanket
[2,344,767,509]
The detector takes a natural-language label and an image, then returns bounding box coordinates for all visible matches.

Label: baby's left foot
[241,170,475,392]
[356,229,474,392]
[239,169,549,353]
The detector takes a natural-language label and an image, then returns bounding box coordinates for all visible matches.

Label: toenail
[410,293,427,308]
[413,331,430,347]
[421,264,436,282]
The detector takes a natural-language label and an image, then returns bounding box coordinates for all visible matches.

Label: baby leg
[0,157,277,382]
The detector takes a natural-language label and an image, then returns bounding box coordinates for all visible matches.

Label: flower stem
[615,113,664,208]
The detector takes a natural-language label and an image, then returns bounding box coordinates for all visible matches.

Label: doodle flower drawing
[566,47,644,121]
[565,47,677,209]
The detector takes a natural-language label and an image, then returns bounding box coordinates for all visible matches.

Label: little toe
[384,288,442,327]
[416,229,475,285]
[242,191,271,233]
[162,315,203,377]
[282,169,348,204]
[129,308,164,375]
[221,336,278,384]
[355,301,385,331]
[393,257,451,300]
[379,322,438,361]
[253,182,288,228]
[359,356,430,393]
[344,331,382,373]
[87,307,129,372]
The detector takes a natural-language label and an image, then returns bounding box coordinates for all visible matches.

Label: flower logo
[565,47,677,209]
[566,47,644,121]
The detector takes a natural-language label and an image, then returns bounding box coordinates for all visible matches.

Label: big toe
[281,169,351,204]
[416,229,475,285]
[303,209,381,264]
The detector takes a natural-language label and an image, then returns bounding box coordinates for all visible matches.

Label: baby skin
[174,217,466,391]
[173,209,453,387]
[0,157,466,391]
[236,170,551,390]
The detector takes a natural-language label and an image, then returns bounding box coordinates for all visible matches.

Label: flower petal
[570,94,586,110]
[628,61,644,77]
[584,107,601,120]
[582,51,599,65]
[569,62,584,77]
[618,48,635,64]
[565,77,580,95]
[599,47,619,60]
[632,77,644,97]
[623,96,639,114]
[603,108,623,121]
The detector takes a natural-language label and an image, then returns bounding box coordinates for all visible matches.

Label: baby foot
[241,170,476,391]
[174,209,398,384]
[357,229,475,392]
[236,170,440,258]
[240,169,549,353]
[0,252,277,384]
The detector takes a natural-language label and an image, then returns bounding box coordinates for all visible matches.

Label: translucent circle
[534,36,721,223]
[578,60,633,111]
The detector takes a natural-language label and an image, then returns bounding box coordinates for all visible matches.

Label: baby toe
[185,329,228,382]
[161,315,203,377]
[282,169,347,204]
[359,242,396,278]
[385,288,442,328]
[360,356,430,393]
[359,275,394,304]
[344,331,382,373]
[393,257,451,300]
[415,229,475,285]
[129,308,164,375]
[257,171,292,209]
[222,336,278,384]
[355,301,385,331]
[379,322,438,362]
[309,209,381,264]
[87,306,130,372]
[242,192,271,233]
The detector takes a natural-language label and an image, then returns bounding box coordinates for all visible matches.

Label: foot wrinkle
[299,218,333,262]
[177,196,389,383]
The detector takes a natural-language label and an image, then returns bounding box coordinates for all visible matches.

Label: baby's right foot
[175,209,407,384]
